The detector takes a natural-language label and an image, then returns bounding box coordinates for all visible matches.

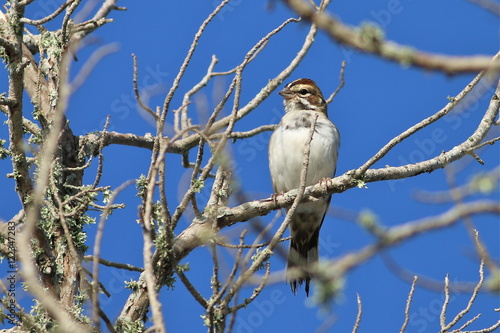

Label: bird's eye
[299,89,309,95]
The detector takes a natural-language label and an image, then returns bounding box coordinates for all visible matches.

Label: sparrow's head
[279,78,327,114]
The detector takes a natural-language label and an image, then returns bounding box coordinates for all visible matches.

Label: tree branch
[282,0,500,74]
[313,201,499,290]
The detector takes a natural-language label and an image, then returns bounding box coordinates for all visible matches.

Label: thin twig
[175,268,209,309]
[166,16,311,155]
[400,276,418,333]
[211,240,221,294]
[352,293,362,333]
[456,313,482,331]
[83,255,143,272]
[209,125,276,141]
[469,136,500,151]
[180,54,219,137]
[206,230,248,331]
[236,211,280,282]
[132,54,158,120]
[230,262,272,316]
[188,137,207,217]
[326,60,347,104]
[92,115,110,189]
[61,0,81,45]
[82,267,111,298]
[208,230,248,315]
[156,109,173,242]
[440,274,450,328]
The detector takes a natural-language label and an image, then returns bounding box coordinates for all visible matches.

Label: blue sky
[1,1,499,332]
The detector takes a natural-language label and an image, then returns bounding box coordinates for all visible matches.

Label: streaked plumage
[269,78,340,295]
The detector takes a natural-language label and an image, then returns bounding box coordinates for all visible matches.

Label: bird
[268,78,340,295]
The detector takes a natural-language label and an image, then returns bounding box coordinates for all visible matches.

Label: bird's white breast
[269,111,340,194]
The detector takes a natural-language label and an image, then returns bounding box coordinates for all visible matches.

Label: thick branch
[0,8,33,203]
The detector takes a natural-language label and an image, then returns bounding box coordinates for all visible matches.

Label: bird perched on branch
[269,78,340,295]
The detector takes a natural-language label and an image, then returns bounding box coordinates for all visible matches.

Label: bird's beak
[278,88,293,99]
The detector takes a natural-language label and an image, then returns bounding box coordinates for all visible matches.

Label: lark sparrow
[269,78,340,295]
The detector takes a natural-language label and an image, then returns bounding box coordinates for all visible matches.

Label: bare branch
[62,0,122,45]
[469,136,500,151]
[180,54,219,136]
[326,60,347,104]
[283,0,500,73]
[132,54,158,120]
[61,0,81,44]
[382,254,481,293]
[400,276,418,333]
[414,167,500,204]
[93,0,126,20]
[83,255,144,272]
[20,0,75,25]
[440,274,451,329]
[352,294,362,333]
[175,268,209,309]
[309,201,499,295]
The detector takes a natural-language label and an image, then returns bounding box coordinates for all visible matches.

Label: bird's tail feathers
[286,231,319,296]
